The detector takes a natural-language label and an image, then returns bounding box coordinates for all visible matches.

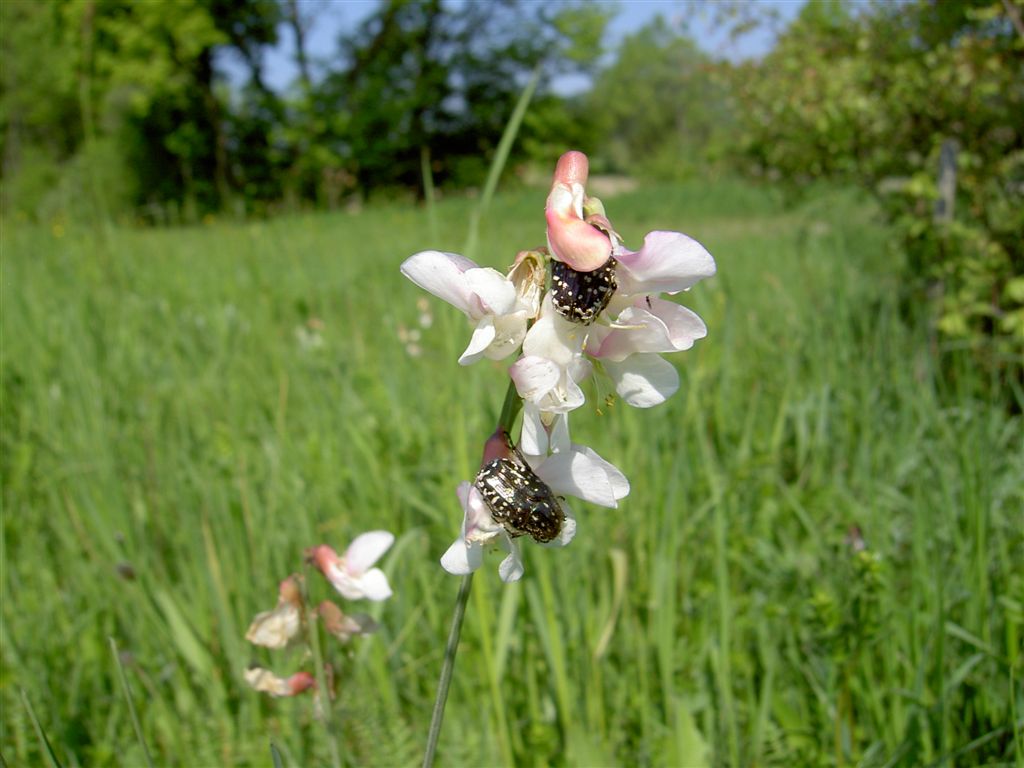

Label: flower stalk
[405,147,715,763]
[422,572,474,768]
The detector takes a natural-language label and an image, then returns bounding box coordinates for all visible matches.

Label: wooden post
[934,138,958,222]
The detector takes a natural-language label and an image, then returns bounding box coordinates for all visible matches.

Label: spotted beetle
[550,256,618,325]
[474,447,564,543]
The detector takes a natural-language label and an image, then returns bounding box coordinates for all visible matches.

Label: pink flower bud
[286,672,316,696]
[552,150,589,187]
[480,428,513,467]
[545,151,611,272]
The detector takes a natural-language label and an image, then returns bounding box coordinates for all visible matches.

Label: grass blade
[109,637,154,768]
[270,740,285,768]
[19,689,63,768]
[462,62,542,260]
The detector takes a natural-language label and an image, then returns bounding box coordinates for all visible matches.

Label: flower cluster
[243,531,394,699]
[402,150,715,582]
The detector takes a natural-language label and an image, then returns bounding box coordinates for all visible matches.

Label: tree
[585,16,733,179]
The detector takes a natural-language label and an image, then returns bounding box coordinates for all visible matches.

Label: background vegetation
[2,0,1022,766]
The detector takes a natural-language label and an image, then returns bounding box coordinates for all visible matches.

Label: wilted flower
[441,430,627,582]
[245,574,304,649]
[400,250,542,365]
[244,666,315,698]
[307,531,395,601]
[317,600,379,642]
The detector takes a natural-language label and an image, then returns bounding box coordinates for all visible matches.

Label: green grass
[2,181,1021,767]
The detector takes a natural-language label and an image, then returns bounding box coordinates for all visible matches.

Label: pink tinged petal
[552,150,590,188]
[286,672,316,696]
[344,531,395,575]
[534,449,626,508]
[546,202,612,272]
[644,297,707,349]
[464,268,517,315]
[456,480,473,510]
[308,544,341,575]
[592,299,707,362]
[462,484,502,539]
[498,537,524,582]
[459,316,497,365]
[615,231,716,296]
[604,354,680,408]
[400,251,482,316]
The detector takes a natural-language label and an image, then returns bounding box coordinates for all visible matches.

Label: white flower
[307,531,394,601]
[400,250,541,365]
[245,574,303,649]
[513,231,715,410]
[440,435,628,583]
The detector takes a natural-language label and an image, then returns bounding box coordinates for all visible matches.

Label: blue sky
[221,0,806,93]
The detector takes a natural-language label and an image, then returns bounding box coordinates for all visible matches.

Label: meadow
[2,180,1021,767]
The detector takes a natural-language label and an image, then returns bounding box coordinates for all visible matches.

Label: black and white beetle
[473,445,564,543]
[550,256,618,325]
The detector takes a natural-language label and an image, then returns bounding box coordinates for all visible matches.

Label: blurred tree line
[0,0,607,221]
[2,0,1020,359]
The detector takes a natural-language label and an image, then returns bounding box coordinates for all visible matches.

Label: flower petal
[616,231,716,296]
[549,413,571,454]
[520,403,548,456]
[575,445,630,500]
[510,355,560,402]
[485,310,528,361]
[345,531,395,576]
[498,537,524,582]
[604,354,680,408]
[534,447,627,508]
[245,603,301,649]
[546,181,612,272]
[459,316,497,365]
[401,251,482,316]
[441,538,480,575]
[464,268,517,315]
[550,508,577,547]
[591,298,707,362]
[353,568,393,601]
[522,297,584,365]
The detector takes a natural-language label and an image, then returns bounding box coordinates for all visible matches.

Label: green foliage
[3,182,1021,766]
[732,0,1024,366]
[585,16,734,180]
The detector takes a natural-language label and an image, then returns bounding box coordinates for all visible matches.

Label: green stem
[422,573,474,768]
[109,637,154,768]
[422,323,522,768]
[497,378,523,436]
[303,568,341,768]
